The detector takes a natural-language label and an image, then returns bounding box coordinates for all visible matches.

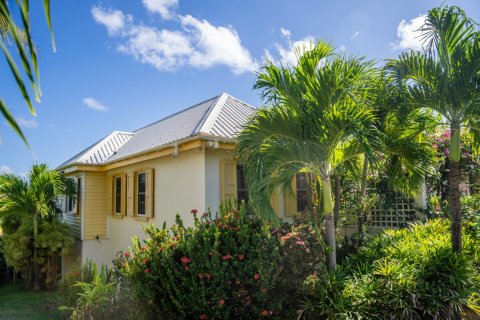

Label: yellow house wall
[83,172,107,240]
[78,148,206,267]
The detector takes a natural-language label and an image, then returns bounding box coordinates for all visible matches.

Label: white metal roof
[58,93,256,169]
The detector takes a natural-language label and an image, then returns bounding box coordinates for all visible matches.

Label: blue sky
[1,0,479,175]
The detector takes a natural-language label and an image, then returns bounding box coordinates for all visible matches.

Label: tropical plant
[236,40,378,270]
[0,0,54,143]
[386,6,480,253]
[0,163,74,290]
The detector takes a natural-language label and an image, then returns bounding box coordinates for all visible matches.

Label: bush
[299,219,480,319]
[59,260,145,320]
[116,205,326,319]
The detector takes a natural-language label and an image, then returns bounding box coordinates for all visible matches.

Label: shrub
[299,219,480,319]
[116,205,326,319]
[60,260,145,320]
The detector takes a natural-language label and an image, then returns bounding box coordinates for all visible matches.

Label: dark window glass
[296,173,308,212]
[67,195,74,212]
[137,172,146,215]
[236,164,249,207]
[115,177,122,214]
[77,178,82,214]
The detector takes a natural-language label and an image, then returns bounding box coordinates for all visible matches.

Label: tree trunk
[359,155,369,233]
[322,176,336,271]
[448,126,462,252]
[333,174,341,229]
[33,216,40,291]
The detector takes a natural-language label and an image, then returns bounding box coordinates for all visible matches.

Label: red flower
[184,266,190,271]
[124,252,131,257]
[233,208,238,214]
[238,254,245,261]
[205,273,211,279]
[202,212,209,217]
[198,273,204,279]
[245,297,251,306]
[144,268,150,273]
[181,256,191,264]
[261,310,271,317]
[218,299,225,306]
[254,273,261,280]
[142,258,148,265]
[191,209,198,214]
[222,254,233,261]
[199,315,208,320]
[141,245,147,251]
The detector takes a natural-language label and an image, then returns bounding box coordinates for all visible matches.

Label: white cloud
[92,7,257,74]
[264,28,315,67]
[351,31,360,39]
[91,6,126,35]
[0,165,13,174]
[143,0,178,19]
[118,26,193,71]
[83,97,109,111]
[16,116,38,129]
[391,14,426,51]
[180,15,258,74]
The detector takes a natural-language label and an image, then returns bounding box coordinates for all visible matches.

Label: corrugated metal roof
[58,93,256,169]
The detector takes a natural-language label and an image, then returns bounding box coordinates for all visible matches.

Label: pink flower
[142,258,148,265]
[198,273,204,279]
[222,254,233,261]
[202,212,209,217]
[238,254,245,261]
[205,273,212,280]
[199,315,208,320]
[218,299,225,306]
[296,241,305,246]
[254,273,261,280]
[261,310,271,317]
[124,252,130,257]
[191,209,198,214]
[184,266,190,271]
[181,256,191,264]
[445,148,450,156]
[144,268,149,273]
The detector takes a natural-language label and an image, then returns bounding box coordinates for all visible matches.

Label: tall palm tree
[0,164,72,290]
[0,0,54,144]
[236,41,379,270]
[387,6,480,252]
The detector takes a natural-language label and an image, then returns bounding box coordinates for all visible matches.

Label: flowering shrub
[117,205,282,319]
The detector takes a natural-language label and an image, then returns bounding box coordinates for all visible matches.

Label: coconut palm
[0,0,54,144]
[236,41,379,270]
[387,6,480,252]
[0,164,73,290]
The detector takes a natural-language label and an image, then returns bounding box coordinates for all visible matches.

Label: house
[58,93,425,273]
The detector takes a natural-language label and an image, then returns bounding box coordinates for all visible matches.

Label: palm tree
[0,0,54,144]
[0,164,73,290]
[236,41,379,270]
[387,6,480,252]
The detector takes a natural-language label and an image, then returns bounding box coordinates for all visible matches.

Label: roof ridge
[77,131,133,163]
[133,95,221,133]
[195,93,229,135]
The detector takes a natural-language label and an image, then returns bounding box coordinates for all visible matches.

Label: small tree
[0,163,74,290]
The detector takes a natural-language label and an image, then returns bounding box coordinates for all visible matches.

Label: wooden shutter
[145,168,154,217]
[220,160,237,205]
[75,177,82,215]
[270,189,280,217]
[127,172,134,216]
[120,174,126,215]
[106,175,113,215]
[285,176,298,217]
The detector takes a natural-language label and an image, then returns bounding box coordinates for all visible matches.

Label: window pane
[296,173,307,189]
[236,165,249,207]
[297,190,308,212]
[137,172,146,215]
[115,177,122,213]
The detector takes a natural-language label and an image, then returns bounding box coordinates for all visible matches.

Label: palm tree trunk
[448,126,462,252]
[333,174,341,229]
[359,155,369,233]
[32,216,40,291]
[322,176,336,271]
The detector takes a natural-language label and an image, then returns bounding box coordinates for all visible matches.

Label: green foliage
[59,260,143,320]
[299,219,480,319]
[116,204,326,319]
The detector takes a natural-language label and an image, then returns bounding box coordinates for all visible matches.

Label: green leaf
[43,0,55,52]
[0,98,29,146]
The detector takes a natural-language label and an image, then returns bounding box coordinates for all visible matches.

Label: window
[76,177,82,214]
[115,176,122,214]
[136,172,146,215]
[236,164,249,207]
[296,173,308,212]
[67,195,74,212]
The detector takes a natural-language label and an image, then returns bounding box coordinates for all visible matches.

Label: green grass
[0,282,66,320]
